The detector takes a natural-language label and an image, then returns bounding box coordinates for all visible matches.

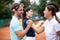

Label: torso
[43,17,60,40]
[23,17,35,37]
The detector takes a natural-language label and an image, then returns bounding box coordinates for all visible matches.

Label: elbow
[16,33,24,39]
[20,36,23,39]
[36,29,42,34]
[18,35,23,39]
[37,29,44,34]
[37,31,41,34]
[36,27,44,34]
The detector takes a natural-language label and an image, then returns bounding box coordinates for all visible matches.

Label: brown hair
[11,3,20,11]
[46,2,59,12]
[46,5,56,16]
[11,3,24,14]
[46,2,60,23]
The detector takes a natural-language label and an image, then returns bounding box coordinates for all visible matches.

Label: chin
[44,15,46,18]
[18,15,21,18]
[44,15,47,18]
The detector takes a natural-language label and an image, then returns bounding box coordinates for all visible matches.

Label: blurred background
[0,0,60,40]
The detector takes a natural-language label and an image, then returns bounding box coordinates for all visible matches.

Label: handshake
[26,19,44,28]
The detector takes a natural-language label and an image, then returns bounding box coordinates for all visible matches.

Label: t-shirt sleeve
[54,23,60,32]
[12,22,22,32]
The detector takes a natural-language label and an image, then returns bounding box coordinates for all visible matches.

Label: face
[43,7,52,18]
[17,5,24,18]
[27,9,33,18]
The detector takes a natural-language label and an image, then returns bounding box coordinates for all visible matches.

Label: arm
[13,20,32,39]
[31,21,44,34]
[56,31,60,37]
[15,25,30,39]
[32,24,44,34]
[26,20,44,34]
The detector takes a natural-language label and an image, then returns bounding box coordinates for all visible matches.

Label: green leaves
[51,0,60,7]
[20,0,30,8]
[0,0,13,19]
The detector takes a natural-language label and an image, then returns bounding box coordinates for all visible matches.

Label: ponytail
[55,12,60,24]
[46,2,60,23]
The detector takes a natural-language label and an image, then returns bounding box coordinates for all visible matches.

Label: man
[10,3,31,40]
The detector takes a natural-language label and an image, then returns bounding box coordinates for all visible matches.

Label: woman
[31,2,60,40]
[23,7,35,40]
[23,7,45,40]
[46,2,60,24]
[43,4,60,40]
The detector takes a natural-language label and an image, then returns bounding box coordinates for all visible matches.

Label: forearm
[32,26,40,34]
[20,20,33,38]
[18,25,30,39]
[32,25,44,34]
[57,31,60,37]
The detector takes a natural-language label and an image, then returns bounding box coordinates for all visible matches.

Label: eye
[31,11,32,12]
[19,9,23,11]
[30,10,33,12]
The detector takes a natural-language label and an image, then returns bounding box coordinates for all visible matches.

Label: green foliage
[20,0,30,8]
[0,0,13,19]
[35,0,47,16]
[51,0,60,7]
[20,0,47,16]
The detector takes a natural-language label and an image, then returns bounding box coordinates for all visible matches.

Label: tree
[36,0,47,16]
[51,0,60,7]
[0,0,13,19]
[0,0,13,27]
[20,0,30,8]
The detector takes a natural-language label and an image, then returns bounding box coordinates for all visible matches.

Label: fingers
[26,20,33,28]
[26,20,33,25]
[39,20,44,24]
[38,20,44,26]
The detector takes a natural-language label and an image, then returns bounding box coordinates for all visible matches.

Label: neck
[48,16,53,21]
[26,15,30,18]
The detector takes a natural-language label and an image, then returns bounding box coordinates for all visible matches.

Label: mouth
[20,13,22,15]
[20,14,22,16]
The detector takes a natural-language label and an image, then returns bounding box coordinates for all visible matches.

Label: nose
[21,11,24,13]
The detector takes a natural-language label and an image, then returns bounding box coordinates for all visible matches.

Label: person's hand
[26,20,32,25]
[38,20,44,26]
[26,20,33,28]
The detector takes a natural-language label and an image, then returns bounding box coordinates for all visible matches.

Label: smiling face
[26,9,33,18]
[17,5,24,18]
[43,7,52,18]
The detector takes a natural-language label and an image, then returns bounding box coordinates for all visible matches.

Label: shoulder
[53,18,59,25]
[44,20,48,24]
[52,18,60,28]
[10,16,20,27]
[24,18,29,22]
[43,20,48,27]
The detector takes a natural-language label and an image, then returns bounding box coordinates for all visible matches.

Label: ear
[12,9,15,12]
[49,11,52,14]
[26,12,28,15]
